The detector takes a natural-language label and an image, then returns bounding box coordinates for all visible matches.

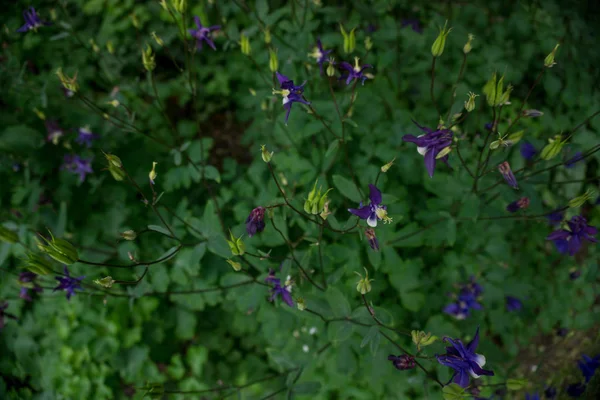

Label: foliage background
[1,0,600,399]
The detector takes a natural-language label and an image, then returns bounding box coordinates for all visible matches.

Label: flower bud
[411,330,438,351]
[22,252,53,275]
[149,161,158,185]
[0,226,18,244]
[264,28,271,44]
[226,230,245,256]
[239,33,251,56]
[498,161,518,189]
[523,109,543,118]
[326,58,336,77]
[260,144,273,163]
[89,39,100,53]
[464,92,478,112]
[544,43,559,68]
[106,41,115,54]
[463,34,475,54]
[388,355,416,370]
[94,276,115,288]
[103,152,125,181]
[319,201,331,220]
[568,189,596,208]
[431,21,452,57]
[33,107,46,120]
[483,72,497,106]
[142,44,156,72]
[151,32,164,47]
[340,24,356,54]
[355,267,373,295]
[56,68,79,93]
[506,197,530,213]
[498,84,513,105]
[381,157,396,173]
[268,49,278,73]
[296,297,306,311]
[121,230,137,241]
[107,99,120,108]
[540,135,567,160]
[172,0,187,13]
[364,228,379,251]
[364,36,373,51]
[226,259,242,271]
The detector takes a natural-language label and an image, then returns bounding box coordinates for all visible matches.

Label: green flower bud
[142,44,156,72]
[498,84,513,105]
[464,92,478,112]
[226,230,245,256]
[326,58,336,77]
[22,252,53,275]
[364,36,373,51]
[0,225,18,244]
[431,21,452,57]
[540,135,567,160]
[56,68,79,93]
[104,152,125,181]
[483,72,497,106]
[226,259,242,271]
[264,28,271,44]
[121,230,137,241]
[268,49,278,73]
[240,33,251,56]
[151,32,165,47]
[569,189,596,208]
[340,24,356,54]
[463,34,475,54]
[544,43,559,68]
[149,161,158,184]
[106,41,115,54]
[355,267,374,295]
[260,144,273,163]
[172,0,187,13]
[381,157,396,173]
[89,39,100,53]
[296,297,306,311]
[94,276,115,288]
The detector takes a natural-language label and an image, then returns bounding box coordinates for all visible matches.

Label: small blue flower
[308,39,332,75]
[273,72,310,124]
[578,354,600,383]
[546,215,597,256]
[62,155,93,182]
[339,57,372,85]
[484,122,493,131]
[505,296,523,312]
[54,266,85,300]
[348,184,392,227]
[246,207,265,237]
[565,152,584,168]
[520,142,537,160]
[189,16,220,50]
[402,120,453,178]
[265,269,293,307]
[17,7,51,33]
[76,126,98,148]
[436,327,494,388]
[444,277,483,320]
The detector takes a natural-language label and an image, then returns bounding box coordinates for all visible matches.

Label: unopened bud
[340,24,356,54]
[89,39,100,53]
[388,355,416,370]
[56,68,79,93]
[226,230,245,256]
[569,189,596,208]
[264,28,271,44]
[365,36,373,51]
[226,259,242,271]
[431,20,452,57]
[498,161,518,189]
[131,13,141,29]
[121,230,137,241]
[142,44,156,72]
[268,49,278,73]
[364,228,379,251]
[239,33,251,55]
[355,267,373,294]
[261,145,273,163]
[523,109,543,118]
[381,157,396,173]
[107,99,120,108]
[464,92,478,112]
[411,330,438,351]
[106,41,115,54]
[149,161,158,185]
[463,33,475,54]
[544,43,559,68]
[151,32,165,47]
[326,58,336,77]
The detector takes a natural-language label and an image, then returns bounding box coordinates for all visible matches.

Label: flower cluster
[443,277,483,320]
[546,215,597,256]
[265,269,293,307]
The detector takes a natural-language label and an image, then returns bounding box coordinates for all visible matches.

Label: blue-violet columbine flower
[339,57,372,85]
[546,215,597,256]
[348,184,392,227]
[364,228,379,251]
[388,355,416,370]
[506,197,530,213]
[525,393,540,400]
[76,126,98,148]
[62,155,93,182]
[246,207,266,237]
[444,276,483,320]
[54,266,85,300]
[265,269,293,307]
[308,39,332,75]
[17,7,51,33]
[436,327,494,388]
[45,120,64,145]
[402,120,453,178]
[273,72,310,124]
[189,16,220,51]
[578,354,600,383]
[520,142,537,160]
[18,272,42,302]
[505,296,523,312]
[0,302,18,331]
[498,161,518,189]
[565,152,584,168]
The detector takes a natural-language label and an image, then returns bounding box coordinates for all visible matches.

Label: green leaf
[0,125,41,153]
[360,326,379,348]
[266,348,296,371]
[147,225,172,237]
[293,382,322,394]
[333,175,362,203]
[442,383,467,400]
[326,287,351,317]
[328,321,354,342]
[506,378,528,390]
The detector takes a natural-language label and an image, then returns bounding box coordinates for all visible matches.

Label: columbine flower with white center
[76,126,98,148]
[339,57,372,85]
[308,38,332,75]
[348,184,392,227]
[402,120,453,178]
[273,72,310,124]
[17,7,51,33]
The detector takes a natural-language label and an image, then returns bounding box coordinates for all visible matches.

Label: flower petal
[368,184,382,205]
[348,205,372,220]
[424,149,436,178]
[367,212,378,227]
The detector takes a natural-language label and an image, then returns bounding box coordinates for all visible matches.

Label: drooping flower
[388,355,416,370]
[546,215,597,256]
[17,7,51,33]
[520,142,537,160]
[273,72,310,124]
[339,57,372,85]
[436,327,494,388]
[265,269,293,307]
[578,354,600,383]
[189,16,220,50]
[76,126,98,148]
[505,296,523,312]
[400,18,423,34]
[54,266,85,300]
[348,184,392,227]
[62,155,93,182]
[0,302,18,331]
[364,228,379,251]
[506,197,530,213]
[498,162,518,189]
[308,39,332,75]
[45,120,64,145]
[18,272,42,302]
[444,277,483,320]
[246,207,266,237]
[402,120,453,178]
[565,152,584,168]
[525,393,540,400]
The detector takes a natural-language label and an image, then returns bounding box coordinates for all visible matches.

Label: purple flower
[546,215,597,256]
[436,327,494,388]
[402,120,453,178]
[565,152,584,168]
[62,155,93,182]
[273,72,310,124]
[544,386,557,399]
[364,228,379,251]
[388,354,416,370]
[45,120,64,145]
[339,57,372,85]
[400,18,423,34]
[547,209,564,226]
[18,272,42,302]
[348,184,391,227]
[444,277,484,320]
[189,16,220,50]
[498,162,519,189]
[17,7,51,33]
[505,296,523,312]
[578,354,600,383]
[525,393,540,400]
[265,269,293,307]
[520,142,537,160]
[54,266,85,300]
[246,207,265,237]
[309,39,332,75]
[506,197,530,213]
[76,126,98,148]
[0,302,18,331]
[484,122,493,131]
[566,382,586,397]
